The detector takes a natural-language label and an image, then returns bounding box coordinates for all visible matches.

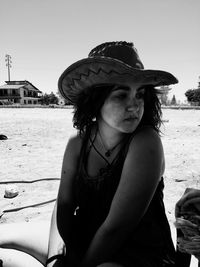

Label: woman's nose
[126,99,140,112]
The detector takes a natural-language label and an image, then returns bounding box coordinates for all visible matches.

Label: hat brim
[58,57,178,103]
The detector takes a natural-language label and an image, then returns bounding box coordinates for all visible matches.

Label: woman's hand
[175,188,200,218]
[175,188,200,259]
[177,235,200,260]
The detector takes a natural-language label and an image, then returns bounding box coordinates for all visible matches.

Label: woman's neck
[97,120,125,150]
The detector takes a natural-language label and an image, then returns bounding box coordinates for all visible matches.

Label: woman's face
[99,83,145,134]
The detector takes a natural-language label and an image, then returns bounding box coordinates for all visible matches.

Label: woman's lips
[124,117,138,122]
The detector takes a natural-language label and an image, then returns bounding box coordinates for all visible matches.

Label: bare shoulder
[64,133,83,159]
[127,126,164,175]
[129,126,163,153]
[60,133,83,175]
[134,126,161,142]
[67,133,82,148]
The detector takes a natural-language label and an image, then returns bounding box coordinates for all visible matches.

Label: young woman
[0,41,178,267]
[54,41,178,267]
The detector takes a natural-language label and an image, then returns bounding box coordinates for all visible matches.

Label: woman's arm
[57,135,81,242]
[55,135,82,266]
[46,202,66,267]
[81,128,164,267]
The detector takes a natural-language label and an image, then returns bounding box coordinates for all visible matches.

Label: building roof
[0,80,42,93]
[0,84,25,89]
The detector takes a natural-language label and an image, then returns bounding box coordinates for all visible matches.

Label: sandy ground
[0,107,200,265]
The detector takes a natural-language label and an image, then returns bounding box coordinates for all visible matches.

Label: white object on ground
[4,184,19,198]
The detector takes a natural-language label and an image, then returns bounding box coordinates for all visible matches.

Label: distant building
[0,80,42,105]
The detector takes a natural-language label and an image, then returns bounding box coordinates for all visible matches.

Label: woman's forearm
[80,223,128,267]
[46,203,66,266]
[56,204,82,266]
[56,203,74,246]
[47,203,65,254]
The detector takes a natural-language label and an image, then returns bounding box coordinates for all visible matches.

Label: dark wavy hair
[72,85,162,136]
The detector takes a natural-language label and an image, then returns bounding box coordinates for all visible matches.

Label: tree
[185,89,200,105]
[170,95,177,105]
[48,92,59,104]
[40,92,59,105]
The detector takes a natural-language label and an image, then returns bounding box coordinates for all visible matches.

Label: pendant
[105,150,111,157]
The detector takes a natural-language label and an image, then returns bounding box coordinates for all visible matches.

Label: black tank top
[72,126,175,265]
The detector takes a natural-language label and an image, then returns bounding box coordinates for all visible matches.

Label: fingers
[177,236,200,257]
[183,197,200,209]
[175,189,200,217]
[175,190,192,217]
[175,189,200,259]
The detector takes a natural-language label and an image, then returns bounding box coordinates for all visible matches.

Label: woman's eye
[136,91,145,99]
[114,93,127,100]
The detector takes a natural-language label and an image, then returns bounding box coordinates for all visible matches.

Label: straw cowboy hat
[58,41,178,104]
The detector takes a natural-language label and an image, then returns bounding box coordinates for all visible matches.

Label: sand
[0,107,200,265]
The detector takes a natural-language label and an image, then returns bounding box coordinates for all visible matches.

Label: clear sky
[0,0,199,102]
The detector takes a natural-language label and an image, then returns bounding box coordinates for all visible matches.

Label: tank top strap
[112,126,141,166]
[76,125,94,175]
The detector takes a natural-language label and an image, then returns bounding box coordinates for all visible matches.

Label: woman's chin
[119,120,139,133]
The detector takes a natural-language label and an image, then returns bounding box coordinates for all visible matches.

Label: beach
[0,107,200,265]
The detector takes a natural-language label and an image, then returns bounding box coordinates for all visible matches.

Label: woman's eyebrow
[112,86,130,92]
[112,85,146,92]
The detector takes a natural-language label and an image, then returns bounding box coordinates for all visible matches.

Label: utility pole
[5,54,12,81]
